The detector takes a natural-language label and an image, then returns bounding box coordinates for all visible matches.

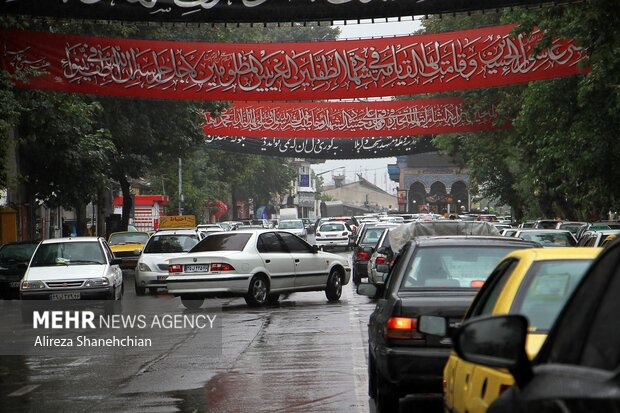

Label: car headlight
[84,278,110,287]
[21,280,45,290]
[138,263,152,272]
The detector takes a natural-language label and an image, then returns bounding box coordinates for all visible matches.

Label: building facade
[390,152,470,215]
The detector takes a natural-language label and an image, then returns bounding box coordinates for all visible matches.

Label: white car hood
[25,265,106,281]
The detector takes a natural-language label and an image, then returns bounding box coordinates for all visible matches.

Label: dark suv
[351,223,399,286]
[358,236,540,412]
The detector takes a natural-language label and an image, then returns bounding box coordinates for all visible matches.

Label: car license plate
[184,264,209,273]
[50,292,81,300]
[156,275,168,281]
[9,282,20,288]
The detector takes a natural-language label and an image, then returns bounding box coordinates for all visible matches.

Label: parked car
[107,231,150,271]
[532,219,560,229]
[277,219,307,240]
[134,228,202,296]
[20,237,123,301]
[0,240,40,299]
[576,229,620,247]
[366,228,393,286]
[358,229,540,412]
[556,221,588,237]
[449,238,620,413]
[166,230,351,308]
[421,247,600,413]
[351,223,399,286]
[513,229,577,247]
[315,221,353,251]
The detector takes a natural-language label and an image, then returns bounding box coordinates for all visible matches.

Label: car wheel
[135,282,145,296]
[244,275,269,307]
[325,269,343,302]
[181,295,204,309]
[149,287,158,295]
[376,371,399,413]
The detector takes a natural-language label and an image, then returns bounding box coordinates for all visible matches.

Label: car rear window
[108,233,149,245]
[278,221,304,229]
[519,232,576,247]
[320,223,345,232]
[361,228,386,244]
[400,246,521,289]
[190,233,252,252]
[143,235,199,253]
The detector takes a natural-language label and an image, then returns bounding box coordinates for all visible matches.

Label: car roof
[40,237,101,244]
[504,247,601,261]
[153,229,199,234]
[109,231,150,236]
[412,236,540,247]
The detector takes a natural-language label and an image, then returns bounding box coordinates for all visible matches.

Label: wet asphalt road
[0,249,442,413]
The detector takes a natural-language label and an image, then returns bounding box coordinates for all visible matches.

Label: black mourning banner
[204,136,436,159]
[0,0,575,24]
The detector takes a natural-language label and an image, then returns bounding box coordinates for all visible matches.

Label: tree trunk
[75,202,87,236]
[118,175,132,231]
[96,189,106,237]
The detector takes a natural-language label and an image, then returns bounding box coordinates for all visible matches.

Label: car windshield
[30,242,105,266]
[519,232,576,247]
[0,243,38,262]
[143,235,199,253]
[190,233,252,252]
[401,246,520,289]
[320,223,345,232]
[512,260,592,332]
[108,233,149,245]
[279,221,303,229]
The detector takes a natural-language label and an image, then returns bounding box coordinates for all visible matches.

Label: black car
[0,240,39,299]
[351,223,399,286]
[451,238,620,413]
[358,236,540,412]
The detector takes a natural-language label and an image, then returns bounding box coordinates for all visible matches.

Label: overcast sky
[310,19,423,194]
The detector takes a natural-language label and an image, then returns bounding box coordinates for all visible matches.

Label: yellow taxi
[443,247,601,413]
[108,231,150,270]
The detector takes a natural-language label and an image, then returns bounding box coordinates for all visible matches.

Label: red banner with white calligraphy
[0,25,587,101]
[202,98,501,138]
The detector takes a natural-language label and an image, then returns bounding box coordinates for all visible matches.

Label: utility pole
[178,158,183,216]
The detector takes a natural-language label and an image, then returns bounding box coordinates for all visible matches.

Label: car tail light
[375,256,386,265]
[211,263,235,272]
[316,232,321,237]
[342,231,348,236]
[169,264,182,273]
[356,251,370,261]
[386,317,425,340]
[470,280,485,287]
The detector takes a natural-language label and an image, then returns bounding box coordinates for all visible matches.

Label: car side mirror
[376,263,390,273]
[454,314,533,388]
[311,245,319,253]
[112,258,123,266]
[417,315,448,337]
[356,283,377,297]
[377,246,390,255]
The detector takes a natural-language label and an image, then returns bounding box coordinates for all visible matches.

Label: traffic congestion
[1,0,618,411]
[1,212,619,412]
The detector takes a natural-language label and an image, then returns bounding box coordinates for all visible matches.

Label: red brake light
[169,264,182,273]
[211,263,235,272]
[386,317,425,340]
[356,251,370,261]
[470,280,485,287]
[375,256,386,265]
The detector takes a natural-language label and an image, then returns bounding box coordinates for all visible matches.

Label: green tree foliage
[429,1,620,220]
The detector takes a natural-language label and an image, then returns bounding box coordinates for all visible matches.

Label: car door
[256,232,295,290]
[448,258,520,413]
[277,232,329,288]
[101,239,123,289]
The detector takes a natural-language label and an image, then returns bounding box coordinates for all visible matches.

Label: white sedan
[166,230,351,308]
